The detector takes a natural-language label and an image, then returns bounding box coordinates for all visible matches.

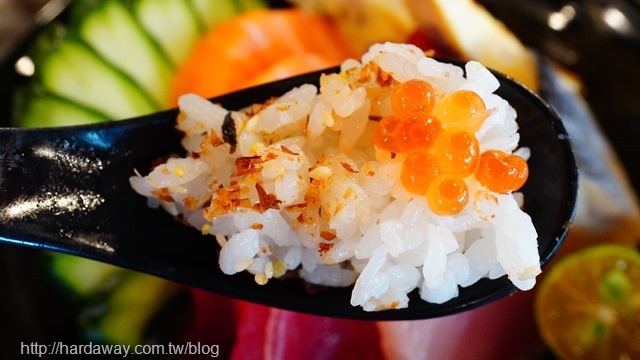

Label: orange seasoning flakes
[204,130,225,147]
[249,97,277,116]
[204,182,252,220]
[263,151,278,161]
[280,145,299,155]
[318,242,334,255]
[320,230,337,241]
[375,69,394,88]
[232,156,263,177]
[351,61,392,88]
[288,177,327,227]
[341,162,358,173]
[303,177,325,207]
[342,187,355,200]
[255,183,280,213]
[183,196,200,210]
[251,223,264,230]
[151,188,174,203]
[362,163,376,176]
[198,131,225,157]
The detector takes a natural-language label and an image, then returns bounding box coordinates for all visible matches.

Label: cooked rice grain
[130,42,539,311]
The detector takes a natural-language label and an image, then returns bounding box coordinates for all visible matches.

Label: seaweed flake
[222,111,237,153]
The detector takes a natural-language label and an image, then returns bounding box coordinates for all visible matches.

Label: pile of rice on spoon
[130,42,539,312]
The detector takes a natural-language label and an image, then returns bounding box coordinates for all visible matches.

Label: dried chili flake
[280,145,299,155]
[204,183,252,220]
[183,196,200,210]
[320,231,337,241]
[341,162,358,173]
[232,156,262,177]
[204,130,225,147]
[318,242,334,255]
[263,151,278,161]
[255,183,280,213]
[151,188,174,203]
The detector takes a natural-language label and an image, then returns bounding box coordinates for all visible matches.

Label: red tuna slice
[377,290,544,359]
[231,301,383,360]
[179,288,239,359]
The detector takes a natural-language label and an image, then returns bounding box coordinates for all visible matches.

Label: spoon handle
[0,115,178,255]
[0,67,333,280]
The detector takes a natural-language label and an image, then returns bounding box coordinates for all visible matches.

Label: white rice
[130,42,540,311]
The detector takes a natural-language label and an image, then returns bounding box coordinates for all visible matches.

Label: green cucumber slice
[188,0,236,30]
[188,0,269,31]
[17,92,107,127]
[236,0,270,11]
[96,273,180,345]
[133,0,202,68]
[39,38,157,119]
[77,0,174,108]
[50,254,124,297]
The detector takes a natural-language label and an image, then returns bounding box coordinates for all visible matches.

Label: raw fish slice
[230,301,382,360]
[377,290,542,359]
[178,289,238,355]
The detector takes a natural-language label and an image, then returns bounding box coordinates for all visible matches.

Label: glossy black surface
[0,65,578,320]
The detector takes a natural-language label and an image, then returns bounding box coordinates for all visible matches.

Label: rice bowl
[131,42,542,311]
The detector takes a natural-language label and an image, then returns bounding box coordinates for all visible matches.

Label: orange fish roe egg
[433,128,480,177]
[475,150,529,193]
[426,175,469,215]
[374,79,526,216]
[374,114,402,153]
[400,148,440,194]
[390,79,436,115]
[433,90,488,131]
[392,113,442,153]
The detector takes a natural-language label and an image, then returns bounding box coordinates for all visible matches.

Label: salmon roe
[401,148,440,194]
[390,79,435,115]
[374,114,402,153]
[392,113,442,153]
[374,79,528,216]
[475,150,529,193]
[432,128,479,177]
[426,175,469,216]
[433,90,488,132]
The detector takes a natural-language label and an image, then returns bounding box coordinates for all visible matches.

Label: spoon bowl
[0,64,578,320]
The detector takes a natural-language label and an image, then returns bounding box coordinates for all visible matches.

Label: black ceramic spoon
[0,65,578,320]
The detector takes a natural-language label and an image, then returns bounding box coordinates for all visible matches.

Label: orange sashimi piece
[171,8,356,104]
[236,53,340,91]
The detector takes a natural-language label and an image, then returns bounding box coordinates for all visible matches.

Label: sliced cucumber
[76,0,174,108]
[188,0,237,31]
[133,0,202,68]
[188,0,268,30]
[96,273,181,345]
[8,0,284,347]
[236,0,270,11]
[16,91,107,127]
[39,38,157,119]
[50,254,124,297]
